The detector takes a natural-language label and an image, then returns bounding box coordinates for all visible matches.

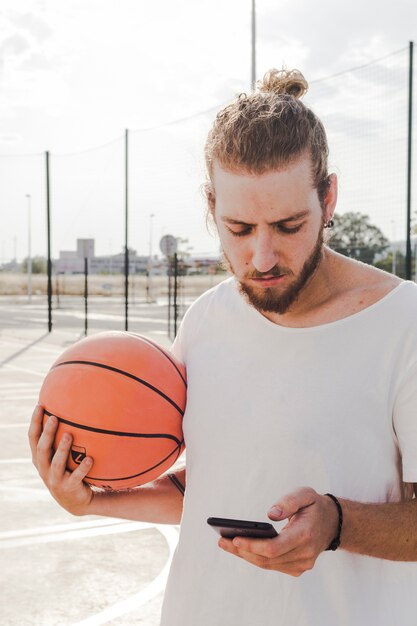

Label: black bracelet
[168,473,185,496]
[324,493,343,551]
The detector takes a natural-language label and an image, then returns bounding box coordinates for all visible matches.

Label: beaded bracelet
[324,493,343,551]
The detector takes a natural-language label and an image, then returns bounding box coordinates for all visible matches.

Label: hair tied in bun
[256,68,308,99]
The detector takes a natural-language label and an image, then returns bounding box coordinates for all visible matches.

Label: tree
[375,250,415,280]
[21,256,47,274]
[327,212,389,265]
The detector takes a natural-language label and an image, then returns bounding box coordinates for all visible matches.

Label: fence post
[124,128,129,330]
[174,252,178,338]
[45,150,52,332]
[84,257,88,335]
[406,41,414,280]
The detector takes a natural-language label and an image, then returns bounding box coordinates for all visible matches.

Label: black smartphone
[207,516,278,539]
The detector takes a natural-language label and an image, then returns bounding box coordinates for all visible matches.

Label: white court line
[2,364,46,377]
[0,395,39,400]
[0,423,29,428]
[0,383,41,388]
[0,457,31,464]
[54,311,166,324]
[69,524,179,626]
[0,391,39,395]
[0,520,154,548]
[0,340,60,354]
[0,485,51,496]
[0,517,138,540]
[0,386,40,400]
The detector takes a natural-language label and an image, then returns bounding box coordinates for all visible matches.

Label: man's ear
[324,173,337,222]
[203,182,216,217]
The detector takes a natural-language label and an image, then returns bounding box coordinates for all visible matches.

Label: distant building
[55,239,149,275]
[54,239,221,276]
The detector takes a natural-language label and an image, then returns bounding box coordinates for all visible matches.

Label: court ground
[0,296,185,626]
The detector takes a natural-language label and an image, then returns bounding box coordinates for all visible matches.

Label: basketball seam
[127,332,187,388]
[50,359,185,416]
[84,441,184,482]
[43,409,182,446]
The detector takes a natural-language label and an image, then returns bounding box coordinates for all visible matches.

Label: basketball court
[0,297,184,626]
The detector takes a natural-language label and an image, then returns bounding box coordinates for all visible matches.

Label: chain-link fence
[0,45,414,335]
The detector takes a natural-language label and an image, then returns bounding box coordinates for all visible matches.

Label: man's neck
[257,249,401,328]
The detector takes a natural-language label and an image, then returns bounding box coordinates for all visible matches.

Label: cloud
[0,132,21,143]
[257,0,415,79]
[10,12,53,42]
[0,11,51,79]
[0,33,30,57]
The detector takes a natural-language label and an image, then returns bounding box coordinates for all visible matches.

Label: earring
[324,219,334,229]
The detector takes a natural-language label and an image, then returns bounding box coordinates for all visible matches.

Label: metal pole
[26,194,32,303]
[173,252,178,337]
[251,0,256,89]
[55,273,60,308]
[84,257,88,335]
[414,243,417,283]
[46,151,52,332]
[406,41,414,280]
[124,129,129,330]
[168,257,172,338]
[147,213,154,303]
[391,220,397,275]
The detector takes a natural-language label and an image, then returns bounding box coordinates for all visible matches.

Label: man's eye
[277,224,303,234]
[228,227,252,237]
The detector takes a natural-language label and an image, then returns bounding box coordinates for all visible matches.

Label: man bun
[256,68,308,99]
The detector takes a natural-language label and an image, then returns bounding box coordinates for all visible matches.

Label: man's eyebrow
[221,210,310,226]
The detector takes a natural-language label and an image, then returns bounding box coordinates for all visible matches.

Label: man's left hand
[218,487,340,577]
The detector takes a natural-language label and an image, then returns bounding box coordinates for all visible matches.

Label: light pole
[147,213,155,303]
[26,194,32,302]
[251,0,256,89]
[391,220,397,276]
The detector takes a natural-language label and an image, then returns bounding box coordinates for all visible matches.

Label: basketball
[38,331,186,490]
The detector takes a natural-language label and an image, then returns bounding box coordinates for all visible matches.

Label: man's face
[211,156,335,316]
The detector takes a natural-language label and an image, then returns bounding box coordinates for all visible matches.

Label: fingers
[219,538,271,569]
[268,486,318,521]
[220,531,300,561]
[50,431,73,478]
[36,414,59,477]
[68,456,94,487]
[218,537,314,576]
[28,404,44,465]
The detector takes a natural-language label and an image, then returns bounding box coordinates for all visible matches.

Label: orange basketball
[38,331,186,490]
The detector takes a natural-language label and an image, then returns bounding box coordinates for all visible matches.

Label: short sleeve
[393,361,417,482]
[170,319,186,364]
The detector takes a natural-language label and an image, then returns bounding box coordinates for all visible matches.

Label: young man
[29,69,417,625]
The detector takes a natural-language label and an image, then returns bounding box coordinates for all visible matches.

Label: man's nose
[251,232,279,273]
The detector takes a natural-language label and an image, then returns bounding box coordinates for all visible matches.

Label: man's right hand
[28,404,95,516]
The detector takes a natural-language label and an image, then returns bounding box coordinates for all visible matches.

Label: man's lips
[249,275,286,287]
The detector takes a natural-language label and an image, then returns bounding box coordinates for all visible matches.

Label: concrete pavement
[0,299,185,626]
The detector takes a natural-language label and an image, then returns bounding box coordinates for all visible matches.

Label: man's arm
[218,486,417,577]
[338,487,417,561]
[86,468,185,524]
[28,405,185,524]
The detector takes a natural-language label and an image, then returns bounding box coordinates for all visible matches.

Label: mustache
[245,267,291,279]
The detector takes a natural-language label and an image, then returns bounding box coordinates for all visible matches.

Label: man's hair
[204,68,330,206]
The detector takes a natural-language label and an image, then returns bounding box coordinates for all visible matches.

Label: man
[29,69,417,625]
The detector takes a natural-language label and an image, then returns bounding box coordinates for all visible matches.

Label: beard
[222,227,324,315]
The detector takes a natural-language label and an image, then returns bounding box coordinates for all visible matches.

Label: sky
[0,0,416,262]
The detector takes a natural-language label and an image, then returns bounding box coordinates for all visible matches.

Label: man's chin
[238,281,298,315]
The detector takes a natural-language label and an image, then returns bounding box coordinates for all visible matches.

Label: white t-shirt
[161,277,417,626]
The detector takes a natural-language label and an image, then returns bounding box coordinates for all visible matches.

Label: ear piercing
[324,219,334,229]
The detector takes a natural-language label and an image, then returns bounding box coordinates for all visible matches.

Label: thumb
[267,487,317,521]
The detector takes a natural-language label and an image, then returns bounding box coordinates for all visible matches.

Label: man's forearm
[86,469,185,525]
[339,497,417,561]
